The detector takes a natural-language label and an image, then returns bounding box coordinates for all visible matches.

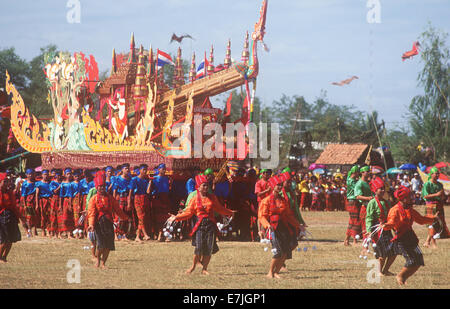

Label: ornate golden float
[5,1,268,170]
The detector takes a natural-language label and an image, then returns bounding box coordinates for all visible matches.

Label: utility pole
[337,117,341,143]
[287,101,302,167]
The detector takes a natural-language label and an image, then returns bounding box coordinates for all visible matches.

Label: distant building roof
[315,143,369,165]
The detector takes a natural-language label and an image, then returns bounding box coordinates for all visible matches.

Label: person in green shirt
[421,167,449,248]
[281,173,306,227]
[354,165,373,236]
[344,165,362,245]
[366,177,396,276]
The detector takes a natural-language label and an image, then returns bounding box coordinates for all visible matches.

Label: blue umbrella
[313,168,326,175]
[399,163,417,170]
[387,168,403,174]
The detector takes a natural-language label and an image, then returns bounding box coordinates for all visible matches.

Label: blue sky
[1,0,449,130]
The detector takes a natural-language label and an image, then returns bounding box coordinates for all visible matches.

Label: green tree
[0,47,30,96]
[356,111,385,147]
[26,45,58,118]
[0,48,30,160]
[382,128,430,166]
[409,24,450,162]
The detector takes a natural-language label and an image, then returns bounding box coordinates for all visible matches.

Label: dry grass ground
[1,205,449,289]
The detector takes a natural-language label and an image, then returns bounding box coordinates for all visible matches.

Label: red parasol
[434,162,449,169]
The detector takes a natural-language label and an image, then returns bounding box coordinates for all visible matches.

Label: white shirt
[400,180,411,188]
[411,178,422,192]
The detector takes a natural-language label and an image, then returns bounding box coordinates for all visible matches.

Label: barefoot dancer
[131,164,151,241]
[168,174,234,275]
[382,186,438,285]
[21,169,37,237]
[355,166,373,238]
[112,164,133,240]
[59,169,75,239]
[255,169,272,240]
[366,177,397,276]
[422,167,449,248]
[259,175,300,279]
[344,165,361,246]
[88,171,129,269]
[149,164,172,241]
[0,176,26,263]
[35,170,52,237]
[48,170,62,238]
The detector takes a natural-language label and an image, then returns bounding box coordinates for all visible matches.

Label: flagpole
[204,51,207,78]
[155,49,159,91]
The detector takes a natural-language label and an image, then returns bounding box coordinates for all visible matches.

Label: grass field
[1,205,449,289]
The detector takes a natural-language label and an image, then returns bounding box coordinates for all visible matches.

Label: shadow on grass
[304,239,341,243]
[317,268,342,272]
[117,259,140,263]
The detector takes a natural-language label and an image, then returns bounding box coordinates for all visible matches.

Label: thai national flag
[157,50,175,68]
[196,60,206,79]
[196,57,211,79]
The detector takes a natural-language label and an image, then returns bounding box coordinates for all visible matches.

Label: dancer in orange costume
[168,174,234,275]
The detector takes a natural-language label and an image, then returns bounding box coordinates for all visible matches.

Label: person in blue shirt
[131,164,151,241]
[79,170,95,220]
[35,170,52,237]
[105,166,115,194]
[71,169,84,238]
[149,163,172,241]
[49,169,62,238]
[21,169,36,237]
[186,166,201,196]
[59,168,75,238]
[113,164,133,240]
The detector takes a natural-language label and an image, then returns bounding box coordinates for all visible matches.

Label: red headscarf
[94,170,106,188]
[394,185,411,201]
[279,172,291,182]
[370,177,384,193]
[195,174,208,187]
[268,175,283,188]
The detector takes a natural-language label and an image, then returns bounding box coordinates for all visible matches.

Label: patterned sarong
[192,218,219,256]
[311,194,323,211]
[346,199,362,237]
[72,193,82,229]
[325,193,333,211]
[24,195,37,228]
[271,221,297,260]
[58,198,75,233]
[115,196,131,235]
[151,193,171,232]
[360,205,367,236]
[394,230,424,267]
[300,192,311,210]
[425,201,450,238]
[39,197,51,230]
[48,195,59,232]
[134,194,149,230]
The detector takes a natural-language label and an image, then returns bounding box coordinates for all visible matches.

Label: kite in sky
[170,33,194,43]
[331,76,359,86]
[402,41,420,61]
